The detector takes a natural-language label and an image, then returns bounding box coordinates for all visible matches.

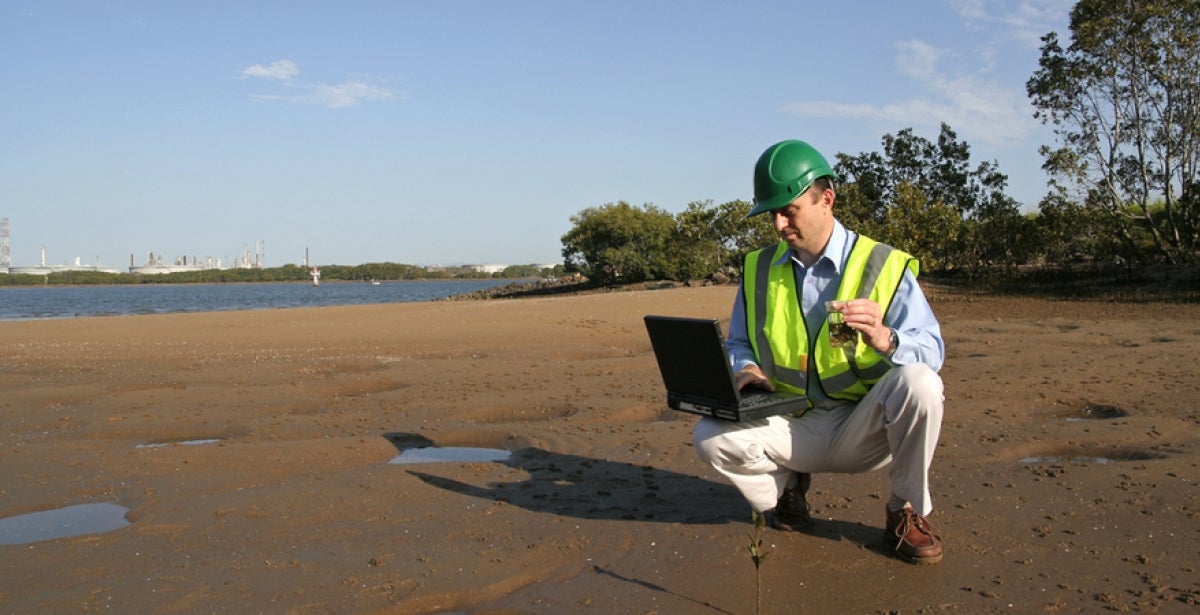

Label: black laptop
[643,315,807,421]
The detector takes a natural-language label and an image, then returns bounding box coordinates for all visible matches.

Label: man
[693,139,946,564]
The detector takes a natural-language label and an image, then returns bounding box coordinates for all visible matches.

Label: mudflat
[1,285,1197,613]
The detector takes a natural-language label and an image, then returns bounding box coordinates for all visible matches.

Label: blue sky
[1,0,1074,269]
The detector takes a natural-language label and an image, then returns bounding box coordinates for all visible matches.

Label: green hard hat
[749,140,838,216]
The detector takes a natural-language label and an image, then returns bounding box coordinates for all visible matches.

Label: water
[1020,456,1116,464]
[388,446,512,465]
[134,438,222,449]
[0,279,523,320]
[0,503,131,545]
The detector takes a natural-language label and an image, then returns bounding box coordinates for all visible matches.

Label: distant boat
[310,266,321,287]
[370,279,381,286]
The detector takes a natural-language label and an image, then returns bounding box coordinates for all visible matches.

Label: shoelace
[892,511,940,551]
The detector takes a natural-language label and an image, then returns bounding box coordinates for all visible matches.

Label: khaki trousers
[693,363,944,516]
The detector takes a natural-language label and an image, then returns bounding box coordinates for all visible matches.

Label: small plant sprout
[747,510,771,615]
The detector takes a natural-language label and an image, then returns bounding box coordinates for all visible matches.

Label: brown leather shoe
[768,473,813,532]
[885,505,943,564]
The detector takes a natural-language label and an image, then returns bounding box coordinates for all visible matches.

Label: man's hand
[836,298,894,355]
[734,364,775,392]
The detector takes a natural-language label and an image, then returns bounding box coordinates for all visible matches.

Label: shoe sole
[896,550,943,565]
[770,519,815,532]
[882,535,943,565]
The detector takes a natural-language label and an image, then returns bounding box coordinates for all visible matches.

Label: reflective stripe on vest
[743,236,919,402]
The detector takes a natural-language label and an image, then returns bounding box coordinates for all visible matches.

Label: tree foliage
[676,199,777,277]
[560,201,681,284]
[559,199,776,285]
[835,124,1025,276]
[884,183,964,272]
[837,124,1013,220]
[1027,0,1200,263]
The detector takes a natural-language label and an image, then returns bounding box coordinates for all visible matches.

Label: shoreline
[0,277,530,322]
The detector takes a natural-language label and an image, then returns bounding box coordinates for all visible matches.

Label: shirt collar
[776,219,852,272]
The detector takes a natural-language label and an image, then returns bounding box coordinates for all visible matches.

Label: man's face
[771,186,835,257]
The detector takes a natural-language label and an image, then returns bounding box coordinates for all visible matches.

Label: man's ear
[821,188,836,209]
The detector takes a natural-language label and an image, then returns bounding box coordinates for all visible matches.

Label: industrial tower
[0,218,10,273]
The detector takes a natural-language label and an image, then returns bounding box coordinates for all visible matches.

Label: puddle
[135,438,222,449]
[1059,403,1129,422]
[0,503,131,545]
[1020,449,1169,465]
[1021,456,1117,464]
[388,446,512,465]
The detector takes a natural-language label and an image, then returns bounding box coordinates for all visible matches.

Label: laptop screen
[643,315,740,405]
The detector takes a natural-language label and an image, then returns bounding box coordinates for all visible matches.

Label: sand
[1,285,1198,614]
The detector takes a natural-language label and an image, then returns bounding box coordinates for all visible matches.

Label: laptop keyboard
[739,390,778,408]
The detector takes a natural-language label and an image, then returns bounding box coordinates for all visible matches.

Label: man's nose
[772,210,788,231]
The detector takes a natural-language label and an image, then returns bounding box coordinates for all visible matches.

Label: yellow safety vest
[742,236,918,402]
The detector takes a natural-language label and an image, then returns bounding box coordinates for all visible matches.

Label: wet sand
[1,285,1198,613]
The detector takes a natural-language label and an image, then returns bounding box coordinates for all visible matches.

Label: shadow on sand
[386,431,745,525]
[387,431,888,552]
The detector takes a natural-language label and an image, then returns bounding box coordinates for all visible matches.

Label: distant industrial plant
[0,217,267,275]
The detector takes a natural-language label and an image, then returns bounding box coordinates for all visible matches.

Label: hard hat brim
[748,172,833,217]
[748,187,807,217]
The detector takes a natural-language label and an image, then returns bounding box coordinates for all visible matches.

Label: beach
[1,285,1198,614]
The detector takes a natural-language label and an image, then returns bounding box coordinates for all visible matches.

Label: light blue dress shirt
[727,219,945,405]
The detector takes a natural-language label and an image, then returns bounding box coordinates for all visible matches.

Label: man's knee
[692,417,727,464]
[881,363,944,428]
[895,363,944,404]
[693,418,769,470]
